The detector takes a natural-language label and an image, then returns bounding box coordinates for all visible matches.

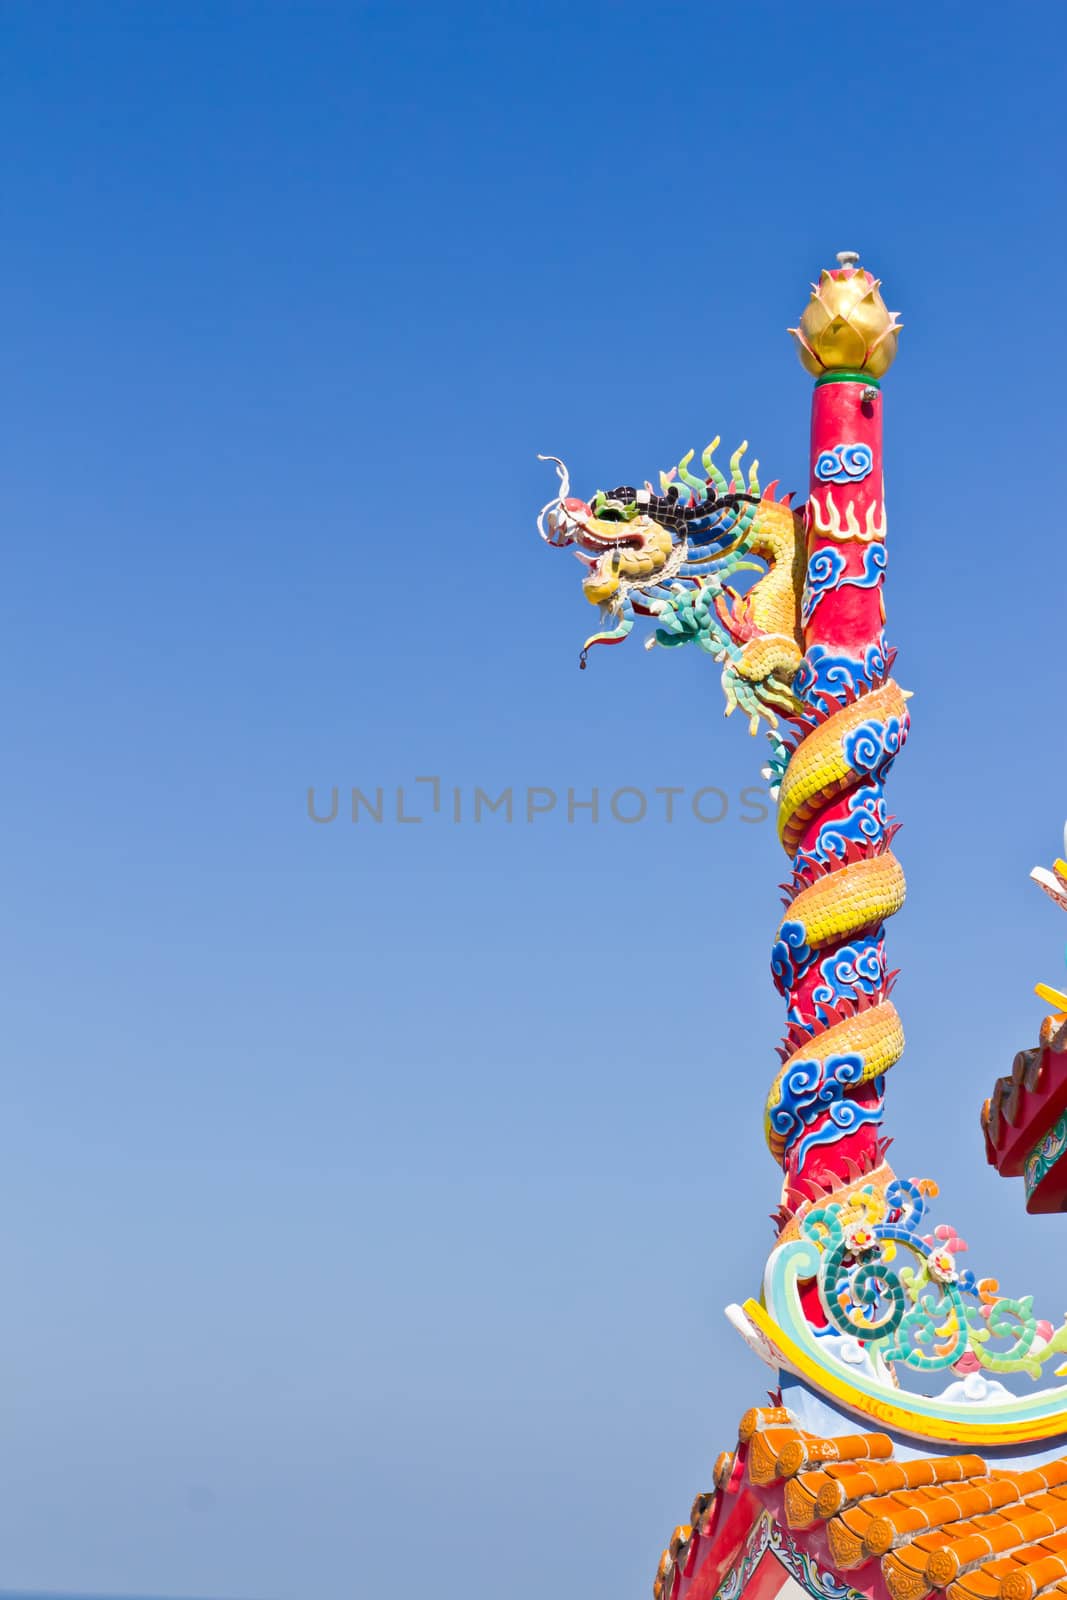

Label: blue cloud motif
[842,714,907,778]
[811,939,886,1022]
[802,543,886,627]
[771,1053,878,1161]
[792,1070,885,1167]
[814,442,874,484]
[801,547,847,627]
[798,782,889,870]
[770,919,815,995]
[793,636,889,712]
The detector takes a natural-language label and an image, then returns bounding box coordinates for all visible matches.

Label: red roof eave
[983,1024,1067,1177]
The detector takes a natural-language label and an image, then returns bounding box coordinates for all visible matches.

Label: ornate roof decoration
[984,834,1067,1211]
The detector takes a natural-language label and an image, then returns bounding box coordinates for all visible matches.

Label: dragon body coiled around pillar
[537,441,907,1215]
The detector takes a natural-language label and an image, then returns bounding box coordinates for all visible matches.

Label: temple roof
[983,1019,1067,1211]
[983,1019,1067,1155]
[981,846,1067,1211]
[656,1406,1067,1600]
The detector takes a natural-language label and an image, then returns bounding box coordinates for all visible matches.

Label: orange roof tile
[653,1406,1067,1600]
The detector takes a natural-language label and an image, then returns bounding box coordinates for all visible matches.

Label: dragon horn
[677,449,706,502]
[701,436,721,474]
[702,439,729,496]
[729,442,748,492]
[659,465,677,496]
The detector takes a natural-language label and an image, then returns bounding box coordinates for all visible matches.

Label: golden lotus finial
[789,251,902,379]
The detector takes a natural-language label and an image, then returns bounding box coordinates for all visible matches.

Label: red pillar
[776,257,905,1215]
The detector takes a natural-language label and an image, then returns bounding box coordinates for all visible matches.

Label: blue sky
[3,2,1067,1596]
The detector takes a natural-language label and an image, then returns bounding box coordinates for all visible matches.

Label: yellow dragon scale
[780,853,907,950]
[777,681,910,856]
[765,1002,905,1163]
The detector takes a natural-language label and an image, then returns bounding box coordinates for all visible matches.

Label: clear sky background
[3,2,1067,1597]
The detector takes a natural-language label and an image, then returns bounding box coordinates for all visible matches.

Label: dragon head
[537,460,674,608]
[536,443,767,668]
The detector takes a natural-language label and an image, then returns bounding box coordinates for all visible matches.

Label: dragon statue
[537,426,908,1225]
